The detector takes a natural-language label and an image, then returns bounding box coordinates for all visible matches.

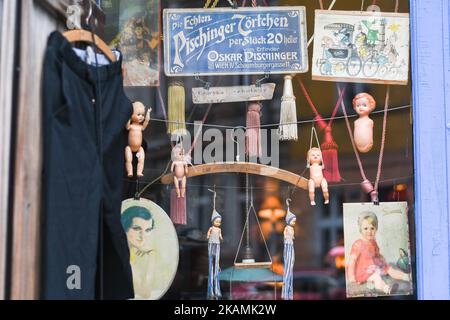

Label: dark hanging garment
[41,31,134,299]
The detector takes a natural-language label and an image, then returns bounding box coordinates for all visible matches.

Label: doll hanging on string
[171,143,188,198]
[282,199,296,300]
[353,93,376,153]
[125,102,151,177]
[307,128,330,206]
[207,189,223,300]
[308,147,329,206]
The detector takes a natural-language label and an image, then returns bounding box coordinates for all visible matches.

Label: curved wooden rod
[161,162,308,190]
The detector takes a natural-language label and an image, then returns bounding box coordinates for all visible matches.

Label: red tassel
[321,127,342,183]
[246,101,262,159]
[315,115,328,131]
[170,188,187,225]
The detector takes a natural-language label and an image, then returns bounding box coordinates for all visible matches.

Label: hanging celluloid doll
[125,102,151,177]
[307,147,329,206]
[282,204,296,300]
[171,144,188,198]
[207,210,223,299]
[352,93,376,153]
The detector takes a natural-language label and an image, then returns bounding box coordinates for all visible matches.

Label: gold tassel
[278,75,298,141]
[168,81,187,136]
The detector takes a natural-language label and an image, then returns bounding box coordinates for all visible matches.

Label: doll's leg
[387,267,410,281]
[308,179,316,206]
[181,176,187,198]
[136,147,145,177]
[321,179,329,204]
[367,272,390,294]
[125,146,133,177]
[173,176,181,198]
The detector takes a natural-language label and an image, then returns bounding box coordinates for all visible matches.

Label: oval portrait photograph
[121,198,179,300]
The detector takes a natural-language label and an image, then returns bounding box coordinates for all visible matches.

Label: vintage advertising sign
[163,7,308,76]
[343,202,413,298]
[192,83,276,104]
[312,10,410,85]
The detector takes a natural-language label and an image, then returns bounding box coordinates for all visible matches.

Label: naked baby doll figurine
[307,147,329,206]
[171,145,188,198]
[125,102,151,177]
[352,93,376,153]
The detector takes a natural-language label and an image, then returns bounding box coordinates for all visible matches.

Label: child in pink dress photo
[347,211,411,295]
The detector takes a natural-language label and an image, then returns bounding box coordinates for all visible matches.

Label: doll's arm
[184,163,188,175]
[219,229,223,241]
[207,227,212,239]
[126,120,131,130]
[171,162,175,172]
[143,108,152,130]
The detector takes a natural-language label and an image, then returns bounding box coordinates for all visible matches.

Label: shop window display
[36,0,415,300]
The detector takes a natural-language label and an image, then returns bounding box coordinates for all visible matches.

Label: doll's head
[357,211,378,241]
[211,210,222,227]
[132,102,146,124]
[286,209,296,226]
[307,147,323,165]
[171,144,185,161]
[352,93,376,117]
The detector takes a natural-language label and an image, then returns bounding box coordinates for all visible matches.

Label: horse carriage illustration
[317,19,396,78]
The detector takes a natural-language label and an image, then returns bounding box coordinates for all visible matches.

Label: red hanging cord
[297,78,347,130]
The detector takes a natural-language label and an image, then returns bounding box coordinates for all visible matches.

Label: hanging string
[157,86,174,148]
[309,127,321,157]
[361,0,365,11]
[338,85,391,193]
[137,160,172,198]
[297,78,347,129]
[374,86,390,192]
[307,0,338,48]
[148,104,411,130]
[338,85,368,181]
[318,0,324,10]
[251,184,273,265]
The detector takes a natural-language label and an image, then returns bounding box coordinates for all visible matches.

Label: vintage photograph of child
[343,202,413,298]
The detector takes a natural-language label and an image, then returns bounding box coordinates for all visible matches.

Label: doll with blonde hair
[171,144,188,198]
[307,147,329,206]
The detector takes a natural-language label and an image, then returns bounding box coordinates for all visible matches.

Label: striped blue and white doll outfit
[207,210,222,299]
[282,209,296,300]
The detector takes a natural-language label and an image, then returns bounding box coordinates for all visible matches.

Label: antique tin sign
[163,7,308,76]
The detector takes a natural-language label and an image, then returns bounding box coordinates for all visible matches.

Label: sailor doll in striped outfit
[207,209,223,299]
[282,200,296,300]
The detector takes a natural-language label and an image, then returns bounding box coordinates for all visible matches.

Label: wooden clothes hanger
[63,30,116,63]
[63,0,116,63]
